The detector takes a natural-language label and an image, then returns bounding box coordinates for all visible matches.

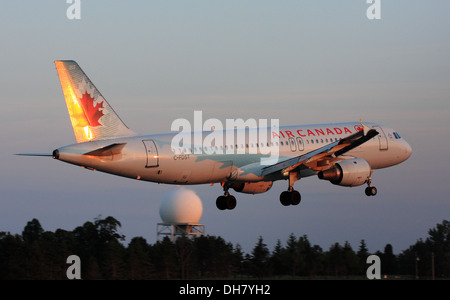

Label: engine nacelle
[318,158,372,187]
[230,181,273,194]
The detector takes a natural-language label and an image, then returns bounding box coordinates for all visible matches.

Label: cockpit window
[393,132,401,139]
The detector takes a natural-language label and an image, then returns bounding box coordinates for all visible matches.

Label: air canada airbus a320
[18,61,412,211]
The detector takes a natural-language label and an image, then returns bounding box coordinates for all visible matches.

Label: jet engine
[230,181,273,194]
[318,158,372,187]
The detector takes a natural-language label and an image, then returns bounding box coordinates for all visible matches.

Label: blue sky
[1,1,450,254]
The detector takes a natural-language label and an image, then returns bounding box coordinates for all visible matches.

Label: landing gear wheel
[216,196,227,210]
[216,195,237,210]
[291,190,301,205]
[365,186,377,196]
[280,191,291,206]
[280,190,301,206]
[225,195,236,210]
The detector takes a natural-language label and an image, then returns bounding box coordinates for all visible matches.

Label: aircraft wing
[261,123,379,176]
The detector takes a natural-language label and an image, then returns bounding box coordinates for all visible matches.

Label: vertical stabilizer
[55,60,136,143]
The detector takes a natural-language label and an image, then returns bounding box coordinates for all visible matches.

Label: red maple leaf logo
[79,91,104,127]
[354,125,363,132]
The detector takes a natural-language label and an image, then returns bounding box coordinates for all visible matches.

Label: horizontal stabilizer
[15,153,53,157]
[83,143,126,156]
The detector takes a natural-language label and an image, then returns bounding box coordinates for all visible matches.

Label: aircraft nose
[403,140,412,160]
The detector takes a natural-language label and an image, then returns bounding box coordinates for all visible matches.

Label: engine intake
[318,158,372,187]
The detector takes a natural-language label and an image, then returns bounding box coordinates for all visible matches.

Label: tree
[427,220,450,277]
[151,237,177,279]
[126,237,154,279]
[357,240,370,275]
[382,244,397,275]
[342,241,359,276]
[22,219,44,243]
[175,235,195,279]
[270,240,285,277]
[297,235,323,277]
[283,233,302,277]
[2,216,447,279]
[398,220,450,278]
[94,216,125,244]
[325,243,345,277]
[232,244,245,278]
[0,233,26,279]
[71,216,126,279]
[72,221,101,278]
[250,236,271,279]
[193,235,235,278]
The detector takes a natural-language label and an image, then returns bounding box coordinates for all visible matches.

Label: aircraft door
[373,126,388,150]
[296,137,304,151]
[288,138,297,152]
[143,140,159,167]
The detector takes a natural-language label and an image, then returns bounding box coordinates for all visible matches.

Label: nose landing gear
[365,177,377,196]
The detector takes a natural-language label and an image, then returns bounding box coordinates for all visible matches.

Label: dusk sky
[1,1,449,255]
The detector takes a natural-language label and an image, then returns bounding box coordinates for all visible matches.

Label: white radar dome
[159,189,203,224]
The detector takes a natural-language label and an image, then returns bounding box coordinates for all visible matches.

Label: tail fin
[54,60,136,143]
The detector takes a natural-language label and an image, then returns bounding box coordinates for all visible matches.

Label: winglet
[360,121,372,136]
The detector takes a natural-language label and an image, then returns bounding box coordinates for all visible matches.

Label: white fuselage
[54,122,412,185]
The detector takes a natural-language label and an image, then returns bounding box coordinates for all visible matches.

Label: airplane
[18,60,412,210]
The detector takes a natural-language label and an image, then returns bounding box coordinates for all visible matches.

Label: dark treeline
[0,216,449,279]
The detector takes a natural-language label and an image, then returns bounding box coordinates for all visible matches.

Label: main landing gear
[216,184,237,210]
[365,177,377,196]
[280,189,301,206]
[280,171,301,207]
